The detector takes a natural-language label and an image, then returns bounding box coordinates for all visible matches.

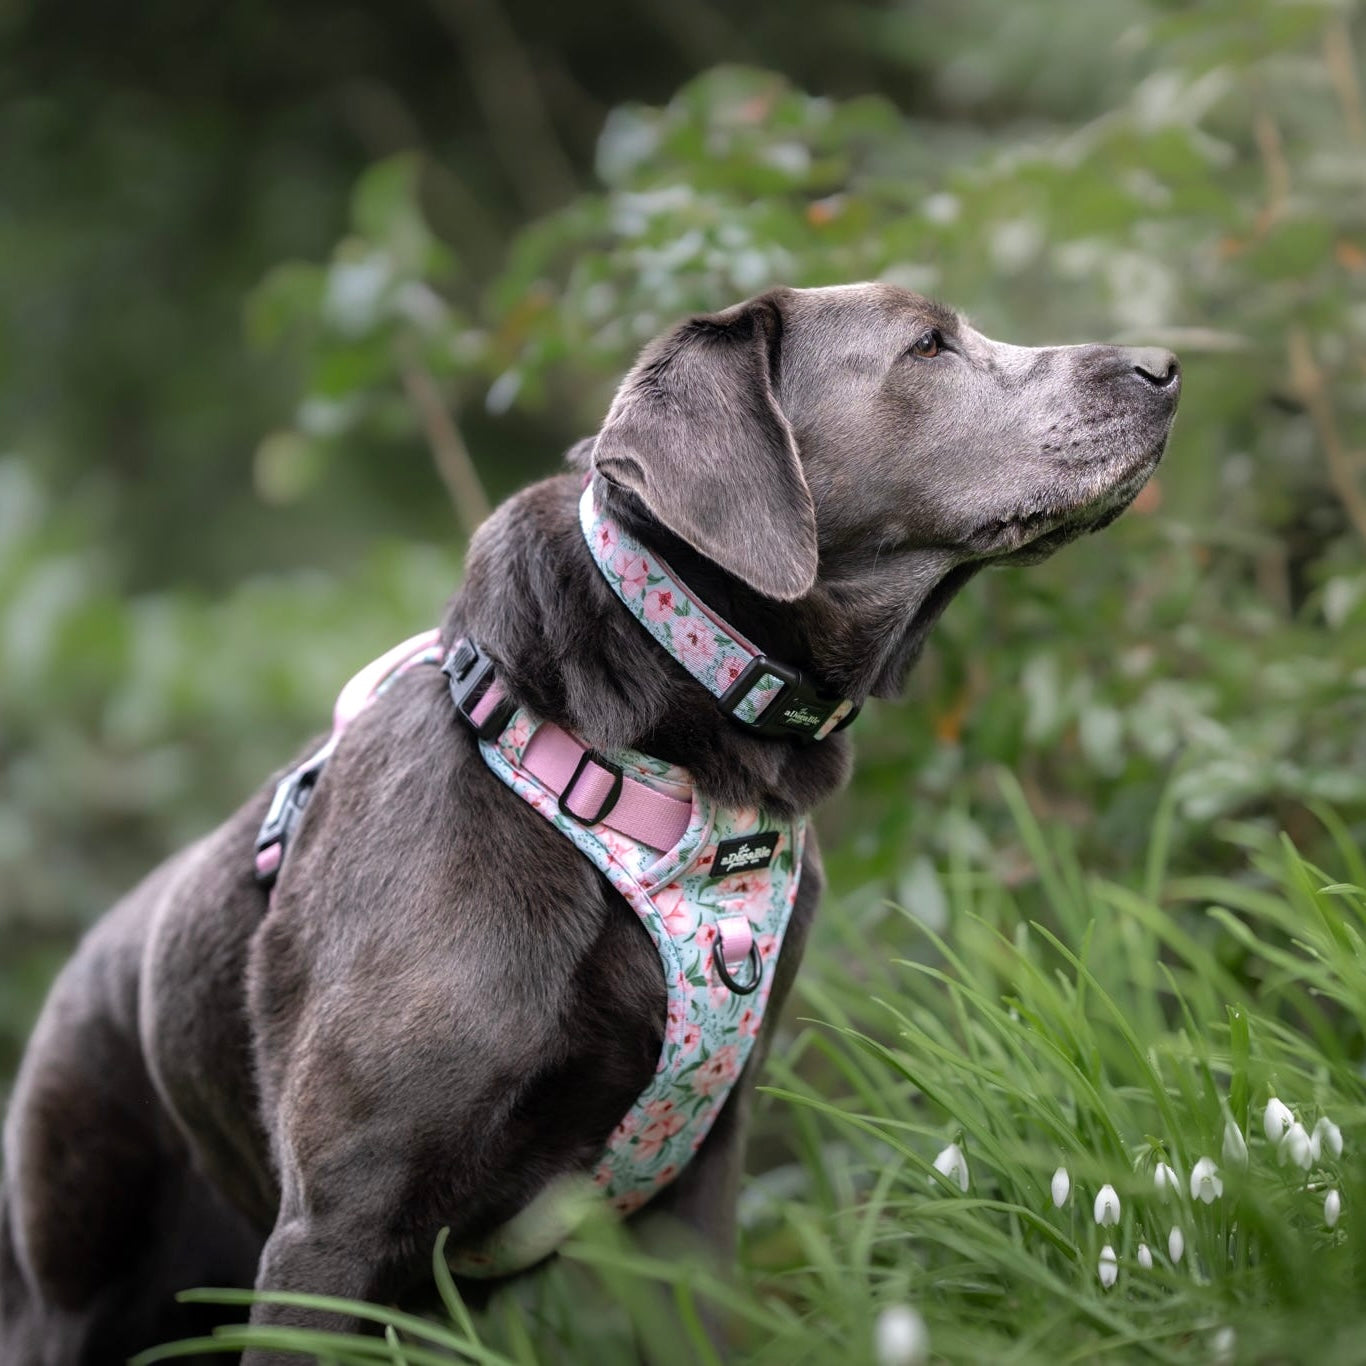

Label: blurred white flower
[932,1143,969,1193]
[874,1304,930,1366]
[1264,1097,1294,1144]
[1137,1242,1153,1270]
[1154,1162,1179,1195]
[1279,1122,1313,1170]
[1098,1244,1118,1289]
[1212,1326,1236,1365]
[1222,1120,1248,1169]
[1190,1156,1223,1204]
[1051,1167,1070,1209]
[921,192,961,225]
[1312,1116,1344,1162]
[1168,1226,1185,1263]
[1325,1189,1342,1229]
[1093,1184,1121,1226]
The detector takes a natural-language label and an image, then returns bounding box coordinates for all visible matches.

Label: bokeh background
[3,0,1365,1207]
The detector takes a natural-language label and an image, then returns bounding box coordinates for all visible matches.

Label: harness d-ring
[712,938,763,995]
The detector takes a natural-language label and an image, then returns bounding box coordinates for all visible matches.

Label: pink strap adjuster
[450,639,692,854]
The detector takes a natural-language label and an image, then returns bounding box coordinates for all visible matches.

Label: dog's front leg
[241,1202,402,1363]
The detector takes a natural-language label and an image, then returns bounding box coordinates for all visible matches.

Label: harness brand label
[709,832,780,877]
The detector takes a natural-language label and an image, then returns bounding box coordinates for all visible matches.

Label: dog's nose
[1127,347,1180,389]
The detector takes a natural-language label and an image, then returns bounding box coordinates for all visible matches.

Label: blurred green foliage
[3,0,1365,1128]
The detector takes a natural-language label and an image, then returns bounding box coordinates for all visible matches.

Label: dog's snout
[1127,347,1180,390]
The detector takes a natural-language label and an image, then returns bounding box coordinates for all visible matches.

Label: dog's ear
[591,294,818,601]
[563,436,597,471]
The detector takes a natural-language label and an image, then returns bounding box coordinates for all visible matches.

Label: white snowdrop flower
[1325,1189,1342,1228]
[1093,1184,1121,1226]
[1098,1244,1118,1289]
[932,1142,969,1193]
[1050,1166,1070,1209]
[1154,1162,1179,1195]
[1168,1225,1185,1263]
[1137,1242,1153,1270]
[874,1304,930,1366]
[1312,1116,1344,1161]
[1190,1156,1223,1204]
[1264,1096,1294,1144]
[921,192,961,226]
[1211,1326,1236,1365]
[1222,1119,1248,1169]
[1279,1121,1313,1170]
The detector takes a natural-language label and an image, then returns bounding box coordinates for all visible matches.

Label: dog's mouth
[973,436,1169,565]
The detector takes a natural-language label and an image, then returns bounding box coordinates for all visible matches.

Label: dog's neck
[444,474,853,814]
[444,471,973,813]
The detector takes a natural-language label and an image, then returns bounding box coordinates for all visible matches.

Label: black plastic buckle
[443,638,516,741]
[254,745,331,888]
[716,655,857,740]
[558,749,624,825]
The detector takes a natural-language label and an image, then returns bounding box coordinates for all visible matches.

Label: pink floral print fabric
[580,485,854,739]
[450,707,804,1275]
[580,486,788,721]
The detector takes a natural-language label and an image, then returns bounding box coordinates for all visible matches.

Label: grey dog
[0,283,1180,1363]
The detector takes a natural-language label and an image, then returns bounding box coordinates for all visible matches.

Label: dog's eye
[908,328,943,359]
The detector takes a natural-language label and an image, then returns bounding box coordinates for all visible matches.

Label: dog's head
[588,282,1180,697]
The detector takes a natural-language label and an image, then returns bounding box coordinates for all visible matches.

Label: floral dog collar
[580,483,857,741]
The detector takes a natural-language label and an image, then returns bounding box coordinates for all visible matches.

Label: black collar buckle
[717,655,859,740]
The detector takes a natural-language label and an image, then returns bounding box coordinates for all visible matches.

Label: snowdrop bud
[1168,1225,1185,1263]
[1098,1244,1117,1289]
[1154,1162,1179,1195]
[1137,1242,1153,1270]
[1093,1184,1121,1226]
[1264,1097,1294,1144]
[874,1304,930,1366]
[1051,1166,1070,1209]
[1313,1116,1344,1161]
[932,1143,969,1193]
[1279,1122,1312,1170]
[1222,1120,1248,1169]
[1190,1156,1223,1204]
[1325,1189,1342,1229]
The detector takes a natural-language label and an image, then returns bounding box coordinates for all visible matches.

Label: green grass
[136,774,1365,1365]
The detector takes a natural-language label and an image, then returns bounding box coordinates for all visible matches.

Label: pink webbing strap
[716,913,754,970]
[469,684,691,853]
[334,629,444,730]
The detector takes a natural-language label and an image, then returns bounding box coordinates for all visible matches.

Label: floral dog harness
[253,481,857,1275]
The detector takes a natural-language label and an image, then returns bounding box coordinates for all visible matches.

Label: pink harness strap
[470,680,691,853]
[332,629,444,730]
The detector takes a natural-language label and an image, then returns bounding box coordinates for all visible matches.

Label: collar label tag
[775,700,832,735]
[710,832,780,878]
